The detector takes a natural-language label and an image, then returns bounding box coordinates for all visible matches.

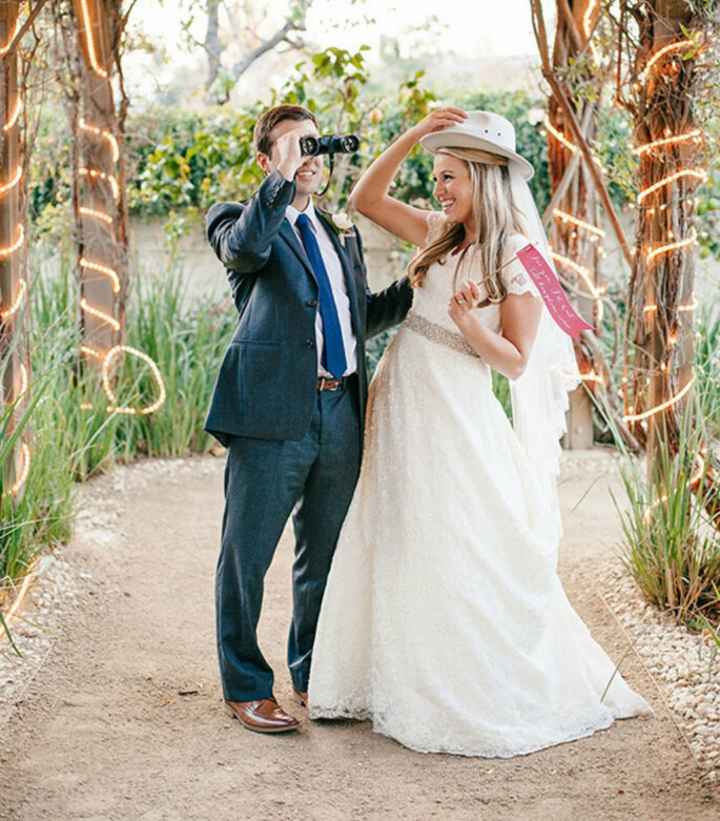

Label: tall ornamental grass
[612,409,720,627]
[1,254,236,616]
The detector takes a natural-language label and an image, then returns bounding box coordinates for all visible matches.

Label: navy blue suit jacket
[204,170,413,446]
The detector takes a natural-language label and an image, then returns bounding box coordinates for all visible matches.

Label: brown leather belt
[316,374,355,392]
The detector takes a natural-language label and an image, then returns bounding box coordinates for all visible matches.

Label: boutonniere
[329,210,356,239]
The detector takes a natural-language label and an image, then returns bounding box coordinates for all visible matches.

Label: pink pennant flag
[514,244,593,339]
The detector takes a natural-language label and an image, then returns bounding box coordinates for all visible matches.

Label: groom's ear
[256,152,273,176]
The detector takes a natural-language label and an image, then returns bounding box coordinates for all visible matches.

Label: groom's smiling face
[264,118,325,197]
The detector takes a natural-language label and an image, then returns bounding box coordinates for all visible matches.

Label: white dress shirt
[286,201,358,377]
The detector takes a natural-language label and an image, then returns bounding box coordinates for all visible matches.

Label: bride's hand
[448,280,482,326]
[409,107,468,142]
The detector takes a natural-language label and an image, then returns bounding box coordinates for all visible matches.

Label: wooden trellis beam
[0,0,30,501]
[71,0,127,363]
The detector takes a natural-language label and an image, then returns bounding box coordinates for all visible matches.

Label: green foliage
[28,49,551,229]
[113,269,236,458]
[126,106,264,216]
[365,328,397,377]
[1,249,237,606]
[697,166,720,260]
[614,417,720,626]
[695,307,720,440]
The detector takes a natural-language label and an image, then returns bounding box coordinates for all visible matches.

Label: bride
[307,108,652,757]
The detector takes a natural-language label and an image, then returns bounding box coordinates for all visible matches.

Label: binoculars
[299,135,360,156]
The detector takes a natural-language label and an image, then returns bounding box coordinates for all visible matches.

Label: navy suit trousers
[215,378,361,701]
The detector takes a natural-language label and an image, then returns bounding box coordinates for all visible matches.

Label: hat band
[437,146,509,167]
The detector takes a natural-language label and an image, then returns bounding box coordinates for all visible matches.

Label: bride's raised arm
[348,107,467,247]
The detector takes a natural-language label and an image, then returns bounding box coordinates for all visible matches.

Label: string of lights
[632,128,702,157]
[582,0,598,41]
[0,16,19,56]
[79,297,121,332]
[550,249,607,322]
[643,448,707,523]
[553,208,606,239]
[623,375,695,423]
[0,8,29,498]
[78,166,120,202]
[102,345,167,416]
[80,257,121,293]
[640,39,694,80]
[624,33,708,473]
[543,106,608,336]
[645,230,697,267]
[78,0,108,78]
[0,165,21,195]
[3,93,21,132]
[74,1,165,417]
[636,169,707,205]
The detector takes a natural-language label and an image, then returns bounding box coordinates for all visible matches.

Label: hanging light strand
[0,276,26,321]
[623,376,695,423]
[78,0,108,78]
[0,16,20,57]
[79,206,114,226]
[101,345,167,416]
[80,257,121,293]
[0,166,22,197]
[640,39,695,80]
[79,297,121,332]
[3,93,22,132]
[633,129,703,156]
[79,118,119,163]
[637,168,707,204]
[646,230,697,266]
[553,208,606,239]
[79,167,120,202]
[582,0,598,41]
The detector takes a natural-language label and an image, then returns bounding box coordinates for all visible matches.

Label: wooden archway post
[0,1,29,500]
[546,1,602,450]
[623,2,703,482]
[71,0,127,364]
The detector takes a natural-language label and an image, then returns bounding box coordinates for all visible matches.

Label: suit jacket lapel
[315,210,361,330]
[279,220,318,286]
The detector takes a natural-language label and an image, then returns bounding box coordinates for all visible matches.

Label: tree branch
[229,19,293,80]
[530,0,633,267]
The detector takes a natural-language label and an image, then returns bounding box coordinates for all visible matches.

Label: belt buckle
[318,376,342,391]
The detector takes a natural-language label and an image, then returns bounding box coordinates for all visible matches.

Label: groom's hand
[448,280,482,326]
[275,127,307,182]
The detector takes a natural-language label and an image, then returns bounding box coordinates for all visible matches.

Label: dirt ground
[0,452,717,821]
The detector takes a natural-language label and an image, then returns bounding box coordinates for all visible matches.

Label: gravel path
[0,451,718,820]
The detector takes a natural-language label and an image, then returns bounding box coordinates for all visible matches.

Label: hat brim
[420,130,534,181]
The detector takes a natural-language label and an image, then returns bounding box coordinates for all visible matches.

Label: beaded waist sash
[404,311,479,358]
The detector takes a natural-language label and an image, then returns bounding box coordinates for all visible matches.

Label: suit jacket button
[306,299,318,308]
[305,339,315,349]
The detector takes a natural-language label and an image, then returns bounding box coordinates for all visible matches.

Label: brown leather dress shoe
[224,697,299,734]
[293,689,308,707]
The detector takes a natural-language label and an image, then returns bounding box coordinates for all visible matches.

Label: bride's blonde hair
[408,147,527,298]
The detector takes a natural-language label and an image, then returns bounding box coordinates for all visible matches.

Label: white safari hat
[420,110,534,181]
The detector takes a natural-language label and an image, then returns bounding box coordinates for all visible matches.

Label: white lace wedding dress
[308,215,652,757]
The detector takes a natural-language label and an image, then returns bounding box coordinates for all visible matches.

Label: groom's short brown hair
[254,105,319,157]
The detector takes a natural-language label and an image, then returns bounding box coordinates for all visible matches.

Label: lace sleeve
[501,235,541,298]
[425,210,448,246]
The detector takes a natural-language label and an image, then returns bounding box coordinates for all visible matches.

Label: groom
[205,104,413,733]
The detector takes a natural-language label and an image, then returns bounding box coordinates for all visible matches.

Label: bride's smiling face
[432,154,472,225]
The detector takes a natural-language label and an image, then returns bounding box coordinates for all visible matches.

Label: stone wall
[128,212,719,310]
[127,214,404,304]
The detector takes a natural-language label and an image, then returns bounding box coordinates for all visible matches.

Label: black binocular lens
[299,135,360,156]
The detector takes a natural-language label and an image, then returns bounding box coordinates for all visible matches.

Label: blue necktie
[295,213,348,378]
